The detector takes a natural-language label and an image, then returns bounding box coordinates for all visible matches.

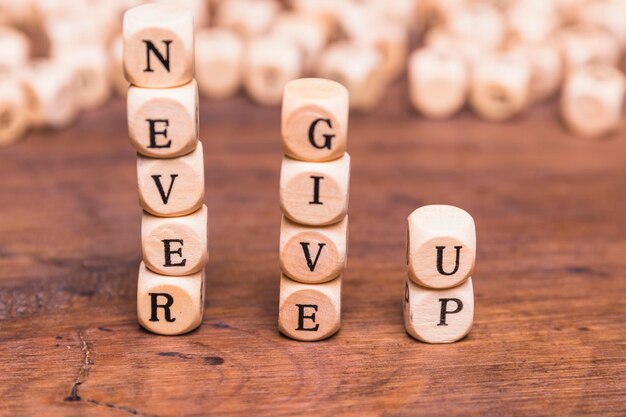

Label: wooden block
[270,12,329,73]
[280,154,350,226]
[215,0,279,39]
[109,35,129,98]
[560,63,626,139]
[0,76,29,146]
[279,215,347,284]
[127,80,198,158]
[156,0,210,28]
[578,0,626,49]
[470,53,530,122]
[281,78,348,162]
[137,262,204,335]
[403,277,474,343]
[506,0,560,44]
[278,274,341,341]
[407,205,476,289]
[142,205,208,276]
[137,141,205,217]
[0,27,30,71]
[244,35,302,106]
[408,47,468,119]
[505,40,562,103]
[316,42,384,112]
[123,3,194,88]
[423,27,489,69]
[195,28,243,100]
[446,3,505,50]
[558,25,621,72]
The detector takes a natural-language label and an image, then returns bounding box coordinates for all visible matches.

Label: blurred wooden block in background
[279,215,347,284]
[505,40,562,103]
[560,63,626,139]
[142,205,208,276]
[109,35,129,98]
[445,3,505,50]
[156,0,210,29]
[271,12,329,73]
[0,26,30,71]
[127,80,199,158]
[123,3,194,88]
[506,0,559,44]
[137,141,205,217]
[195,28,243,100]
[137,262,204,336]
[558,24,620,73]
[408,47,468,119]
[0,76,29,146]
[244,35,302,106]
[280,153,350,226]
[470,53,530,121]
[278,274,341,341]
[407,205,476,289]
[281,78,348,162]
[215,0,279,39]
[316,42,384,112]
[403,277,474,344]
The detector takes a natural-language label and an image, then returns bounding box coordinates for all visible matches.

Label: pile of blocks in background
[1,0,626,147]
[123,4,208,335]
[278,78,350,341]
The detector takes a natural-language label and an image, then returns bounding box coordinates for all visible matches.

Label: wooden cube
[423,27,489,69]
[156,0,210,28]
[137,262,204,335]
[123,3,194,88]
[560,64,626,139]
[403,277,474,343]
[408,47,469,119]
[579,0,626,49]
[470,53,530,121]
[270,12,329,73]
[137,141,205,217]
[127,80,199,158]
[446,3,505,50]
[0,27,30,71]
[215,0,279,39]
[195,28,243,100]
[142,205,208,276]
[407,205,476,289]
[278,274,341,341]
[279,215,347,284]
[558,25,620,72]
[280,154,350,226]
[505,41,562,103]
[281,78,348,162]
[316,42,384,112]
[0,76,29,146]
[506,0,559,44]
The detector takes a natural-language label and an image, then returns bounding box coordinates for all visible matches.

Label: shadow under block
[279,215,347,284]
[0,77,29,146]
[281,78,349,162]
[280,153,350,226]
[278,274,341,341]
[142,205,208,276]
[403,277,474,344]
[195,28,243,99]
[407,205,476,289]
[137,141,205,217]
[127,80,199,158]
[137,262,204,335]
[123,3,194,89]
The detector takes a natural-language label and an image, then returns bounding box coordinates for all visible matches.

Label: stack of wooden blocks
[404,205,476,343]
[278,78,350,341]
[123,4,207,336]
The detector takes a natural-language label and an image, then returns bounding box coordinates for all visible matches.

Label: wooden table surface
[1,84,625,417]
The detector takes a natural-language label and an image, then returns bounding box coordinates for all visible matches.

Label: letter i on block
[404,205,476,343]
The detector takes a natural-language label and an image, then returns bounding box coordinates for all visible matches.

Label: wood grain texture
[0,82,625,416]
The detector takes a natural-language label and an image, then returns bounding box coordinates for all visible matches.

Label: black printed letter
[149,292,176,322]
[436,245,462,276]
[300,242,326,272]
[309,176,324,205]
[438,298,463,326]
[162,239,186,267]
[143,40,172,72]
[146,119,171,149]
[295,304,319,331]
[308,118,334,150]
[151,174,178,204]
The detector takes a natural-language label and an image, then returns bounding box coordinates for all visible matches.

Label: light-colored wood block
[423,27,489,69]
[505,40,562,103]
[407,205,476,289]
[156,0,210,28]
[244,35,302,106]
[279,215,347,284]
[0,76,29,146]
[142,205,208,277]
[446,3,505,50]
[558,24,621,72]
[560,63,626,139]
[278,274,341,341]
[270,12,329,73]
[109,35,129,98]
[470,53,530,122]
[281,78,348,162]
[137,262,204,335]
[316,42,384,112]
[127,79,199,158]
[280,154,350,226]
[0,27,30,71]
[578,0,626,49]
[137,141,205,217]
[123,3,194,88]
[215,0,279,39]
[403,277,474,343]
[408,47,468,119]
[195,28,243,100]
[506,0,560,44]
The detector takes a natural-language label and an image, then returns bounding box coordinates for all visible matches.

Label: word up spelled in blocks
[123,4,194,88]
[137,262,204,336]
[405,205,476,343]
